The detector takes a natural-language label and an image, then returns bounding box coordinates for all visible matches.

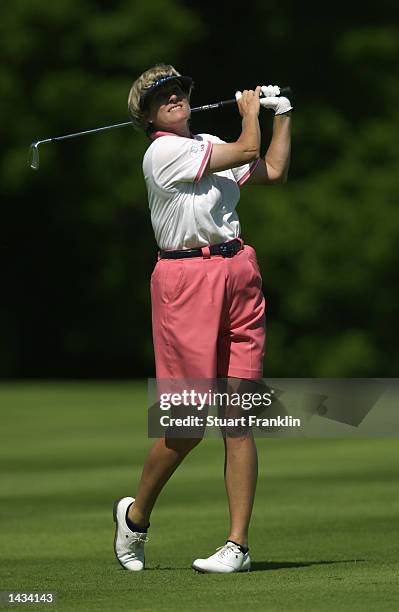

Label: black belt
[159,238,243,259]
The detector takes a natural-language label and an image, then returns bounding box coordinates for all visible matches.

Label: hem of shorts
[226,366,263,379]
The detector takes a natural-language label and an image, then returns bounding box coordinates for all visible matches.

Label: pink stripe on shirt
[195,141,213,183]
[237,159,260,186]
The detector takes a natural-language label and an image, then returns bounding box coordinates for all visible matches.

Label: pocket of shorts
[160,261,185,303]
[151,261,160,279]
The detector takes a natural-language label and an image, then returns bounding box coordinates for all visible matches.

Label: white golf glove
[260,85,281,97]
[235,86,282,101]
[259,84,293,115]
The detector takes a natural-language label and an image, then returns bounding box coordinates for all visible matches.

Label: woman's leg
[128,436,201,527]
[218,377,260,548]
[223,431,258,548]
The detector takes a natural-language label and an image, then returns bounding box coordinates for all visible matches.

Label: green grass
[0,382,398,611]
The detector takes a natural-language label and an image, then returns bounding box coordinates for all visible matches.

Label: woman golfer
[113,63,292,573]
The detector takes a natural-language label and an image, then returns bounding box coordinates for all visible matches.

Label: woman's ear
[143,108,155,127]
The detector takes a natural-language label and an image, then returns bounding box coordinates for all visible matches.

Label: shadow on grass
[250,559,365,572]
[143,559,365,572]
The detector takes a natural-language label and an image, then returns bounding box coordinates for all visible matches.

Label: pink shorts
[150,243,266,380]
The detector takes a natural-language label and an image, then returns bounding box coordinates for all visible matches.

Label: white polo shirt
[142,131,259,250]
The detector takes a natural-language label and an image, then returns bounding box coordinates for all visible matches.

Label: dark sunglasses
[140,75,193,110]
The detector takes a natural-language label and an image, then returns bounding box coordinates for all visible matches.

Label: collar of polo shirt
[150,130,196,140]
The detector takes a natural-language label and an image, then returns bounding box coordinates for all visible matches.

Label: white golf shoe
[192,541,251,573]
[113,496,148,571]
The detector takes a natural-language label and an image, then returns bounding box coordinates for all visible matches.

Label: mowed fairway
[0,382,398,612]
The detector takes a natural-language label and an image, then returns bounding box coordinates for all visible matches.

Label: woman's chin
[165,108,190,125]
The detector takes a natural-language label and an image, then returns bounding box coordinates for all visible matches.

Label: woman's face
[146,83,191,132]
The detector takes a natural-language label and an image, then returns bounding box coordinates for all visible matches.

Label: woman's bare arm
[205,87,262,173]
[247,101,292,185]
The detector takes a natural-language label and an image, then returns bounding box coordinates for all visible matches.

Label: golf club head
[28,142,40,170]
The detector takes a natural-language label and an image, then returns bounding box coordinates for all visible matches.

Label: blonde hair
[128,63,192,134]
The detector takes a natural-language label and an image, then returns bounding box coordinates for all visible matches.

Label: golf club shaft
[28,86,292,169]
[31,99,252,147]
[34,88,292,144]
[42,121,133,145]
[192,87,292,113]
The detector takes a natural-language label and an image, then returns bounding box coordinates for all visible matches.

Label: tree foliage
[1,0,398,377]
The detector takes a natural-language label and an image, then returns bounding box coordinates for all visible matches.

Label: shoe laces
[215,542,241,558]
[130,532,149,545]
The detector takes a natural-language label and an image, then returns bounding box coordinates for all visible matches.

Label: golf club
[28,86,292,170]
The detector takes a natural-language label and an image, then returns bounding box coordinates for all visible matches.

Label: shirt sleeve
[231,159,260,186]
[200,133,260,187]
[151,136,213,189]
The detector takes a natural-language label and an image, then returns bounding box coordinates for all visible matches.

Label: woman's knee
[222,429,255,445]
[165,435,203,455]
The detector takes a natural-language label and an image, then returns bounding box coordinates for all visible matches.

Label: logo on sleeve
[190,142,206,157]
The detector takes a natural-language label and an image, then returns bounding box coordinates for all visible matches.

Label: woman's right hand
[205,86,261,174]
[235,86,261,118]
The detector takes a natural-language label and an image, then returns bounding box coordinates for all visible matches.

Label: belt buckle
[219,243,234,258]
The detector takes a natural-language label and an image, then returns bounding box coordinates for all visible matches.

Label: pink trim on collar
[150,130,196,140]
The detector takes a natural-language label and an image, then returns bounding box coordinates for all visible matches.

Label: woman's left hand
[235,86,262,117]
